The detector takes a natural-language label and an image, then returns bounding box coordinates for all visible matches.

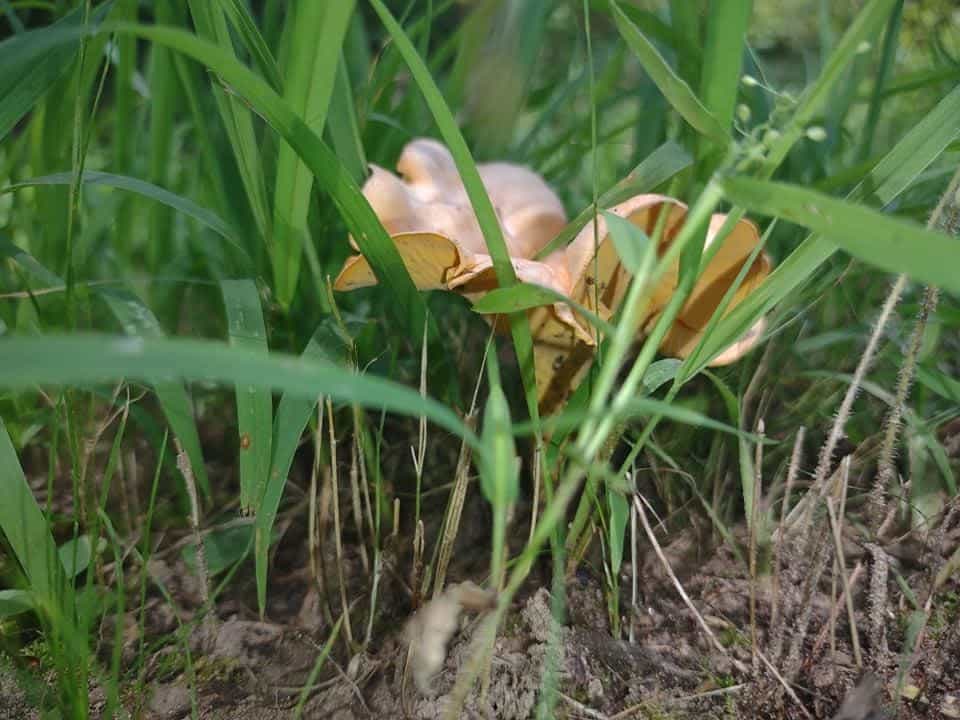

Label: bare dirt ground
[3,444,959,720]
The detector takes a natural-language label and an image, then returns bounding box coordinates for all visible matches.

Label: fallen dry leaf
[405,580,496,693]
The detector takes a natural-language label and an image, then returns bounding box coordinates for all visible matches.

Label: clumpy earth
[4,448,959,720]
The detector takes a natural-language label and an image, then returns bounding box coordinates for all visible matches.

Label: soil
[3,447,959,720]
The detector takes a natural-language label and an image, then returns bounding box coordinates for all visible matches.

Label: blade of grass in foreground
[221,279,273,514]
[721,176,960,294]
[255,321,350,617]
[368,0,541,421]
[610,0,727,143]
[0,334,479,449]
[271,1,354,309]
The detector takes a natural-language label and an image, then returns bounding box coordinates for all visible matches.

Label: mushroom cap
[334,139,773,415]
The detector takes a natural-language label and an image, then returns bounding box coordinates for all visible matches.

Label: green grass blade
[254,322,350,617]
[696,0,751,177]
[368,0,541,421]
[606,486,629,573]
[96,21,425,335]
[2,170,251,268]
[610,0,726,143]
[188,0,272,246]
[215,0,283,90]
[98,286,212,500]
[692,83,960,369]
[271,1,354,309]
[0,4,109,142]
[0,334,478,448]
[0,418,71,617]
[326,55,367,185]
[760,0,900,174]
[147,1,179,272]
[479,353,518,586]
[721,176,960,294]
[858,0,904,161]
[220,279,273,514]
[293,615,343,720]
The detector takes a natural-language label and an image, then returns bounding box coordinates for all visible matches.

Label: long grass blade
[254,322,350,616]
[610,0,726,143]
[271,1,355,308]
[0,334,479,449]
[220,279,273,513]
[722,176,960,294]
[0,419,72,617]
[187,1,272,246]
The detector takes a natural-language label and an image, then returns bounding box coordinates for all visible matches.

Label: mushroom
[334,139,772,414]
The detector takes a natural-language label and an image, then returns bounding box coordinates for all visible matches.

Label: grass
[1,1,959,718]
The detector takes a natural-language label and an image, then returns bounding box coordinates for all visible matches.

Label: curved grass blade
[2,170,251,267]
[0,334,478,449]
[98,287,212,500]
[721,176,960,294]
[610,0,727,143]
[220,279,272,514]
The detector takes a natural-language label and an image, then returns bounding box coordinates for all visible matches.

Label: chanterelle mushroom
[334,138,772,414]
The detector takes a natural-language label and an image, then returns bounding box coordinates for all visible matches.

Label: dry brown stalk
[770,427,805,663]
